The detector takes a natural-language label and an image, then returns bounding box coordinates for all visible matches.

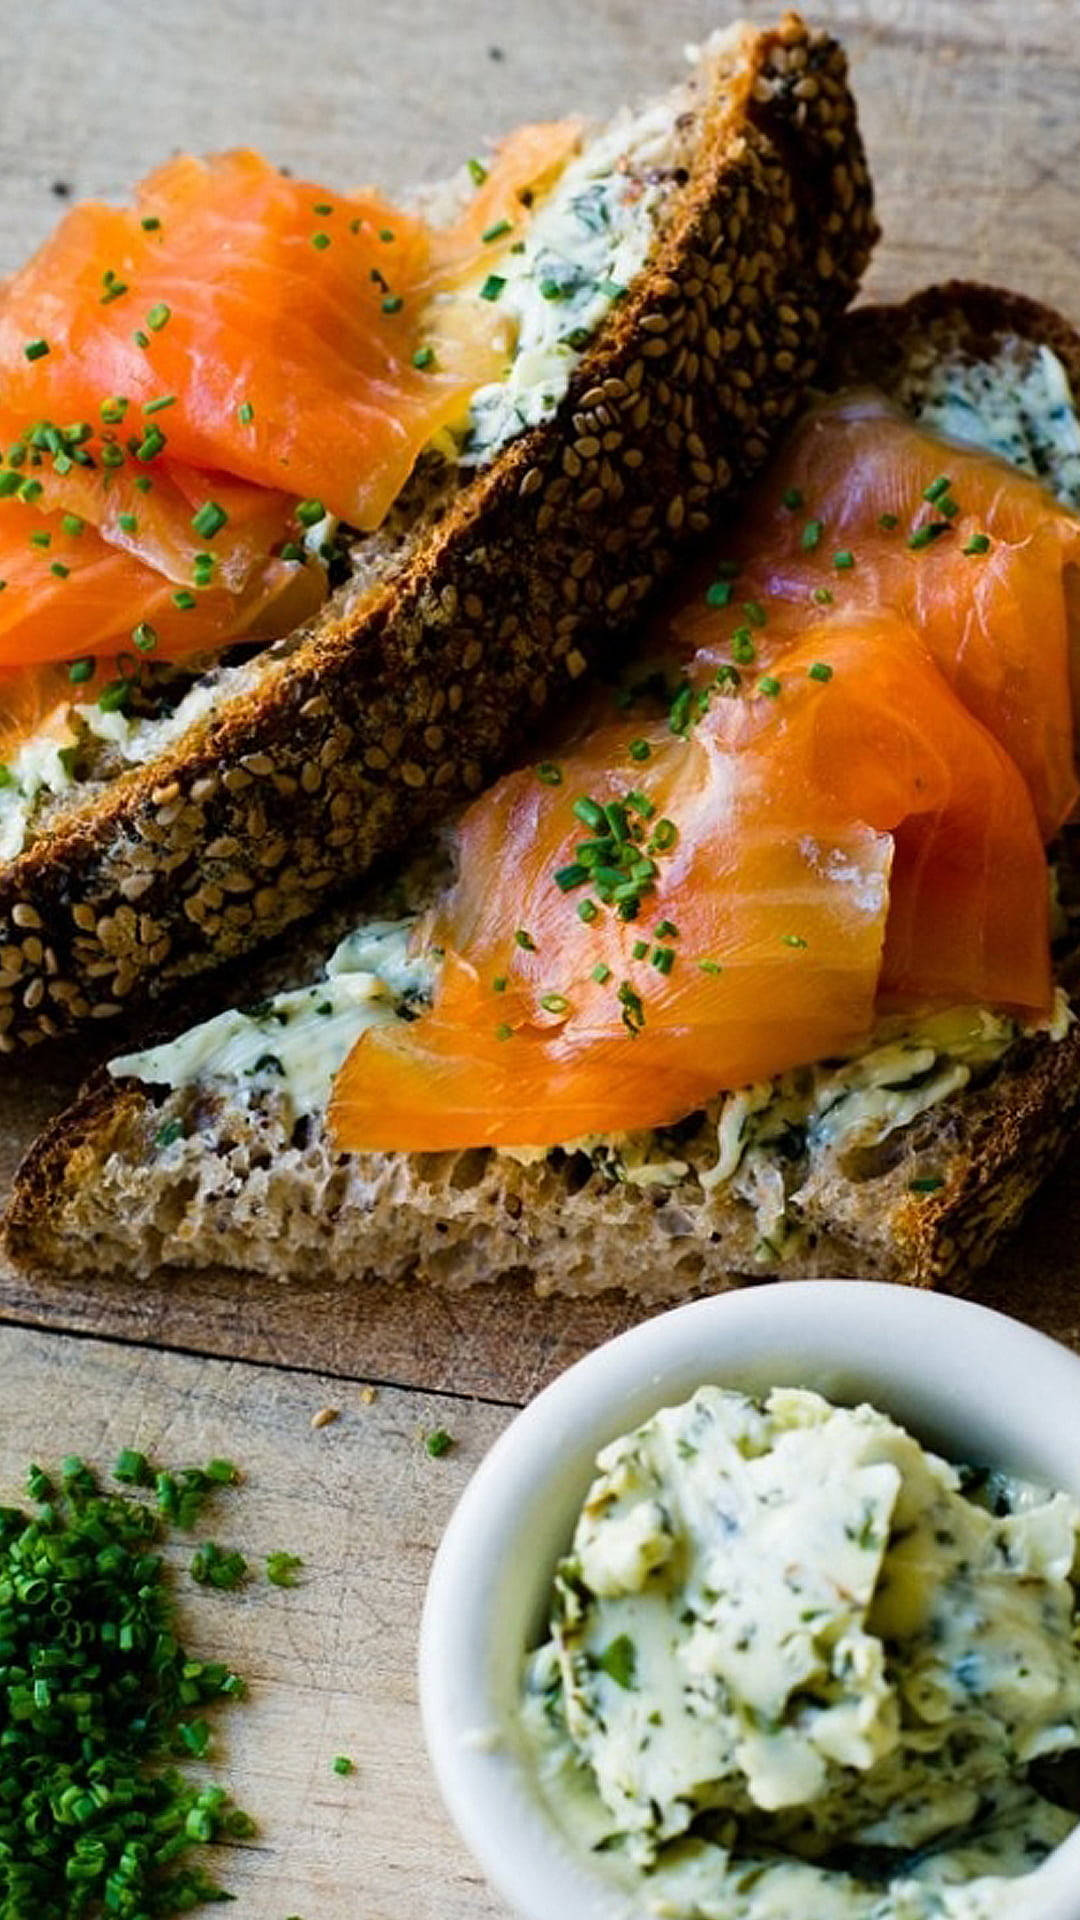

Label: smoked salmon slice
[0,135,580,536]
[667,392,1080,837]
[330,614,1050,1152]
[0,504,326,670]
[0,122,580,719]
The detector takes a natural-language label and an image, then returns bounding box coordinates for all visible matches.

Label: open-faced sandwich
[10,284,1080,1297]
[0,14,873,1050]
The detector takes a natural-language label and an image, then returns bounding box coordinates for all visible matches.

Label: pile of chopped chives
[0,1450,254,1916]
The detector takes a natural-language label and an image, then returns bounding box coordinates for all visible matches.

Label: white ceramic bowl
[419,1282,1080,1920]
[417,1282,1076,1920]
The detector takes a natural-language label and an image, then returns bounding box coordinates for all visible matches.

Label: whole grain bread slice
[8,281,1080,1296]
[0,14,874,1054]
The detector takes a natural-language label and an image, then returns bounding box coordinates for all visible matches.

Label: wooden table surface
[2,1,1080,1913]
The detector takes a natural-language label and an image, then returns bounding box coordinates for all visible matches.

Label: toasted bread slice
[8,282,1080,1294]
[0,16,874,1053]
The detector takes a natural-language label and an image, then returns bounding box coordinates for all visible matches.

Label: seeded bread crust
[0,15,874,1054]
[8,279,1080,1294]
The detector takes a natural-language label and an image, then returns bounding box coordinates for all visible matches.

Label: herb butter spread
[521,1387,1080,1918]
[912,341,1080,511]
[109,918,434,1119]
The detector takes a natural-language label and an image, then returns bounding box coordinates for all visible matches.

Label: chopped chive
[705,580,733,608]
[140,214,161,231]
[617,980,645,1035]
[714,664,741,692]
[98,678,132,714]
[133,329,150,348]
[49,561,69,578]
[381,293,404,313]
[467,157,489,185]
[730,628,756,666]
[311,232,332,250]
[19,478,43,502]
[101,395,129,423]
[266,1551,303,1586]
[0,472,20,499]
[482,218,512,243]
[923,474,952,503]
[539,993,569,1014]
[908,521,951,550]
[379,228,395,243]
[332,1755,355,1776]
[153,1116,185,1148]
[143,394,176,415]
[632,939,649,961]
[536,761,562,785]
[878,511,899,530]
[577,899,598,923]
[573,796,606,832]
[650,819,677,852]
[832,549,854,570]
[808,661,833,682]
[811,586,834,605]
[698,958,722,975]
[425,1428,454,1456]
[23,338,49,361]
[492,975,507,993]
[132,622,158,653]
[655,919,678,939]
[909,1174,945,1194]
[68,657,94,684]
[172,589,197,610]
[99,279,129,305]
[29,530,51,549]
[146,302,171,331]
[135,426,167,461]
[782,485,804,509]
[651,946,675,975]
[514,929,536,951]
[628,738,651,762]
[295,498,325,528]
[411,345,436,370]
[61,513,85,536]
[555,863,589,892]
[742,599,767,626]
[134,475,153,492]
[191,500,228,540]
[312,201,334,215]
[800,518,823,550]
[118,511,139,533]
[238,400,255,423]
[278,542,304,563]
[963,532,992,556]
[495,1023,513,1041]
[782,933,808,949]
[591,961,611,984]
[479,274,505,302]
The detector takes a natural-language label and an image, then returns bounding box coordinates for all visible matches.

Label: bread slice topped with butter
[0,15,874,1053]
[9,283,1080,1297]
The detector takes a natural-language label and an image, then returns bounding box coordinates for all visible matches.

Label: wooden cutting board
[1,2,1079,1912]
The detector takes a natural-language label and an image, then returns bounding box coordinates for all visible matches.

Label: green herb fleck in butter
[522,1386,1080,1918]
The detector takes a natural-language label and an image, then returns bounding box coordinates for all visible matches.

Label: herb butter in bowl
[418,1282,1080,1920]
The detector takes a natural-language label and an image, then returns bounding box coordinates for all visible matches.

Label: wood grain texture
[0,1320,510,1919]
